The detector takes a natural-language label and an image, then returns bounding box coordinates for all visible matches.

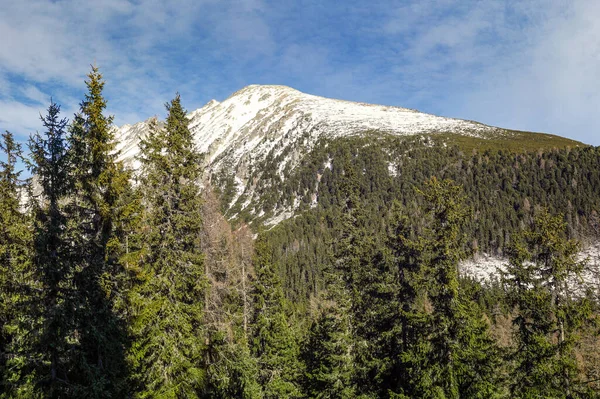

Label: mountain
[115,84,583,226]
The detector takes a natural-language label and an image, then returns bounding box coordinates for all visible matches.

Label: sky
[0,0,599,145]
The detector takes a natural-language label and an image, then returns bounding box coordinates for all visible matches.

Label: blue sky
[1,0,599,145]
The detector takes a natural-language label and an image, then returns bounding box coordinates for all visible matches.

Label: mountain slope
[115,84,583,225]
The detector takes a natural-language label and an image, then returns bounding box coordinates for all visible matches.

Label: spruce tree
[204,331,261,399]
[67,66,129,397]
[0,131,34,397]
[129,95,206,398]
[27,100,76,396]
[301,275,355,399]
[302,181,356,398]
[387,202,436,398]
[504,209,593,398]
[332,158,393,397]
[393,178,501,398]
[250,236,303,399]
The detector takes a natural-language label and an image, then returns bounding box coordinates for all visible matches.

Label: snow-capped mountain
[113,84,534,224]
[117,84,498,168]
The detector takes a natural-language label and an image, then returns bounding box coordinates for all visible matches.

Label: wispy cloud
[0,0,598,145]
[379,0,600,144]
[453,0,600,143]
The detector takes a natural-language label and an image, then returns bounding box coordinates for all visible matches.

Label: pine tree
[251,236,303,399]
[66,66,129,397]
[129,95,206,398]
[504,209,593,398]
[0,131,34,397]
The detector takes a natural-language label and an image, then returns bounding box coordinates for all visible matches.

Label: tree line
[1,67,599,398]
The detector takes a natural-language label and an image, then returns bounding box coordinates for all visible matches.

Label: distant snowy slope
[116,84,499,167]
[113,84,568,225]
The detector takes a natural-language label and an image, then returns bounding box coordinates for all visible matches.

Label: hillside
[3,68,600,398]
[115,85,583,226]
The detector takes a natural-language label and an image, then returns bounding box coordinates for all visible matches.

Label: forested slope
[247,135,600,301]
[1,68,599,398]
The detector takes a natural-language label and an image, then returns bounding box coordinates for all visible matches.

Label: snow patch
[388,162,398,177]
[460,244,600,295]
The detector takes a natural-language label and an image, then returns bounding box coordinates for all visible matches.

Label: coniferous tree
[301,272,356,399]
[204,330,261,399]
[251,236,303,399]
[387,203,436,398]
[67,66,129,397]
[333,158,399,398]
[504,209,594,398]
[302,174,357,397]
[129,95,206,398]
[393,178,501,398]
[0,131,34,397]
[26,101,75,396]
[200,191,261,399]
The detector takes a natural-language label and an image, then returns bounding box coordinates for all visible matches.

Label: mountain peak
[115,84,564,225]
[235,84,299,93]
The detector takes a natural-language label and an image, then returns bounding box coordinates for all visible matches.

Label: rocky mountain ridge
[114,84,579,226]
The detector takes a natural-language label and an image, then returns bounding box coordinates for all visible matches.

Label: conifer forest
[2,67,600,399]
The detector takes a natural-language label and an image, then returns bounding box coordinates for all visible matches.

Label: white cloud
[0,0,598,146]
[0,100,46,136]
[19,85,50,105]
[448,0,600,144]
[378,0,600,144]
[0,0,214,132]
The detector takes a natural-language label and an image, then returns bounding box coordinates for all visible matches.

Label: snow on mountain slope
[115,84,502,222]
[117,84,499,164]
[184,85,497,165]
[460,244,600,296]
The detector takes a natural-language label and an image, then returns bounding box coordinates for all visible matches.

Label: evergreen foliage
[258,136,600,303]
[301,271,356,399]
[384,178,501,398]
[504,209,596,398]
[251,236,303,398]
[301,163,357,398]
[128,95,206,398]
[65,66,130,397]
[204,331,261,399]
[0,131,34,397]
[26,100,74,396]
[1,68,599,399]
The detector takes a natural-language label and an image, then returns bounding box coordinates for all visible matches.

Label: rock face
[114,84,502,221]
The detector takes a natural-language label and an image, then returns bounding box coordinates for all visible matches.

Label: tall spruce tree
[392,178,501,398]
[332,158,395,398]
[301,270,356,399]
[251,236,303,399]
[67,66,129,397]
[204,330,261,399]
[27,100,76,396]
[0,131,34,397]
[387,202,436,398]
[129,95,206,398]
[302,182,356,397]
[504,209,594,398]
